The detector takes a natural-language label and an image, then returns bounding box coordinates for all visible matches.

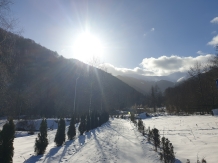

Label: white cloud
[211,17,218,24]
[196,51,205,55]
[140,55,213,76]
[207,35,218,46]
[151,28,155,32]
[101,63,154,77]
[102,54,214,81]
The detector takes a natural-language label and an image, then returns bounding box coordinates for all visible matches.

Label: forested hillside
[0,29,145,117]
[164,59,218,113]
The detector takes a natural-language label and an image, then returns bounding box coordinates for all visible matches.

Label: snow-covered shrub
[161,137,175,163]
[130,112,135,122]
[67,116,76,140]
[137,119,144,134]
[34,119,48,155]
[152,128,160,151]
[78,115,86,135]
[147,127,151,142]
[0,119,15,163]
[54,118,66,146]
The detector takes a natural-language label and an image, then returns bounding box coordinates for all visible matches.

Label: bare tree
[0,0,18,43]
[0,0,20,116]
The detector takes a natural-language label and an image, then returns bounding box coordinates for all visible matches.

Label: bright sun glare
[73,32,104,62]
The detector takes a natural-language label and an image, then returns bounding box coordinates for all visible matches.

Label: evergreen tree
[34,119,48,155]
[54,118,66,146]
[164,138,170,163]
[169,142,175,163]
[160,137,165,161]
[152,128,160,151]
[0,130,3,160]
[78,115,86,135]
[0,119,15,163]
[137,119,143,131]
[130,112,135,122]
[147,127,151,142]
[161,137,175,163]
[0,130,2,161]
[67,116,76,140]
[86,114,91,132]
[91,112,95,130]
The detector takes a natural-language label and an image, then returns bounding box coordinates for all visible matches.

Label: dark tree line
[79,111,109,135]
[164,56,218,114]
[143,85,163,112]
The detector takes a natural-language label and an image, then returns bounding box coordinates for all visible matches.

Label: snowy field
[143,115,218,163]
[13,118,161,163]
[1,116,218,162]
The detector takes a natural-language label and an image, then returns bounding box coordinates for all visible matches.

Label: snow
[3,116,217,162]
[13,118,160,163]
[143,115,218,163]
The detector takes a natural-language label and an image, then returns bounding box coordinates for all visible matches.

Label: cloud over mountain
[102,54,214,81]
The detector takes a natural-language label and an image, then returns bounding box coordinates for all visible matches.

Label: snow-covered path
[14,118,160,163]
[68,119,159,163]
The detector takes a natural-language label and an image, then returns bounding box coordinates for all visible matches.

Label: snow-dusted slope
[8,116,218,162]
[14,118,160,163]
[143,116,218,163]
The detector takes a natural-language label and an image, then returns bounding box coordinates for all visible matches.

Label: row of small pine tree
[132,117,175,163]
[78,111,109,135]
[34,117,74,155]
[35,111,109,155]
[0,112,109,161]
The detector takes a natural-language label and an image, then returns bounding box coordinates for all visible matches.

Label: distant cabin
[136,108,146,114]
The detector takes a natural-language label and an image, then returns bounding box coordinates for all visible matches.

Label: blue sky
[11,0,218,81]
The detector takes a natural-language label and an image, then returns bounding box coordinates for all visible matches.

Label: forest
[0,29,145,118]
[0,27,218,118]
[164,55,218,113]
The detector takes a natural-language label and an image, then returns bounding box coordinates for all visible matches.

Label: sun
[73,32,104,62]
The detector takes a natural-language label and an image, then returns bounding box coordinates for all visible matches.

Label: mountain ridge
[116,75,174,95]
